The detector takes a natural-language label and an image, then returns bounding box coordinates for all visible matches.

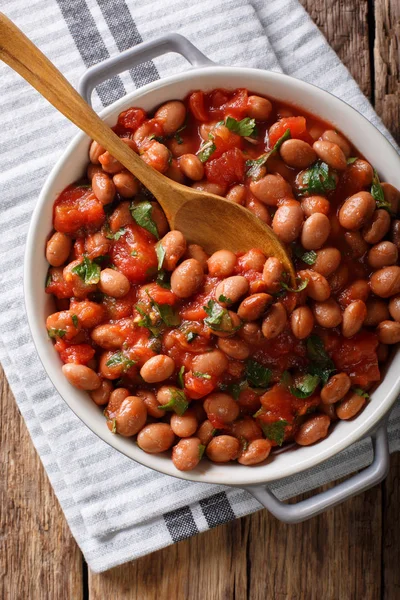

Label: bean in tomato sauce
[45,88,400,471]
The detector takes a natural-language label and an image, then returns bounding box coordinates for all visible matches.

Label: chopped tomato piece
[205,148,245,186]
[111,224,158,283]
[212,127,242,159]
[101,288,137,320]
[184,371,216,399]
[222,88,248,120]
[45,268,74,299]
[53,185,105,236]
[117,107,146,132]
[189,91,209,122]
[332,331,380,387]
[55,340,95,365]
[268,116,313,147]
[207,413,228,429]
[138,282,177,305]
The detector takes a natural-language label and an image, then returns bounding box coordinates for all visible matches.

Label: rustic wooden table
[1,1,399,598]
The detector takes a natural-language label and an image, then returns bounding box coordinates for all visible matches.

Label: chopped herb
[130,249,138,257]
[371,169,391,211]
[226,380,248,401]
[148,133,165,143]
[293,245,317,265]
[306,334,336,384]
[218,294,232,303]
[159,388,188,416]
[155,243,166,271]
[197,141,216,163]
[347,157,358,165]
[299,161,337,195]
[45,270,52,287]
[186,331,199,343]
[203,299,239,333]
[178,366,185,389]
[193,371,212,380]
[149,296,181,327]
[261,419,288,446]
[289,374,320,398]
[240,436,249,452]
[47,328,66,339]
[225,116,257,137]
[198,444,206,460]
[173,123,186,145]
[71,314,79,327]
[281,275,308,293]
[71,256,101,285]
[155,269,171,289]
[105,227,126,241]
[111,419,117,434]
[245,359,272,388]
[130,200,159,239]
[353,387,370,399]
[135,305,162,338]
[105,351,135,372]
[246,129,291,179]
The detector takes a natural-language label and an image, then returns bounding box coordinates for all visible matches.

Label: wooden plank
[383,452,400,599]
[374,0,400,143]
[0,364,83,600]
[301,0,371,98]
[376,1,400,596]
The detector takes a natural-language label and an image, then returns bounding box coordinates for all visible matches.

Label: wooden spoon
[0,13,295,280]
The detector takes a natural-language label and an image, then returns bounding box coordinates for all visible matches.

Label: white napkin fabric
[0,0,399,573]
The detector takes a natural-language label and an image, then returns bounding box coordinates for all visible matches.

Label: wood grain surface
[1,1,399,599]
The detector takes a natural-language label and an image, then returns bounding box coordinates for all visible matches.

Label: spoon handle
[0,13,171,200]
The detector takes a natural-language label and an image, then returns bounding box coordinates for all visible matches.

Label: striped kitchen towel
[0,0,399,573]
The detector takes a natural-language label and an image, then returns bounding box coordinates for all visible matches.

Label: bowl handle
[245,423,389,524]
[78,33,215,105]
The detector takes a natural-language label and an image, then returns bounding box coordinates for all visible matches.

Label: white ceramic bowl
[24,64,400,489]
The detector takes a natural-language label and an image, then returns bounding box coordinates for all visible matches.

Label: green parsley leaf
[130,200,159,239]
[218,294,232,303]
[198,444,206,460]
[159,388,189,416]
[299,161,337,195]
[148,133,165,143]
[111,419,117,434]
[71,314,79,327]
[203,300,239,333]
[135,304,162,338]
[48,328,66,339]
[245,359,272,388]
[186,331,199,343]
[106,351,135,372]
[289,374,320,398]
[155,243,166,271]
[246,128,291,179]
[105,227,127,241]
[72,256,101,285]
[371,169,391,211]
[173,123,186,145]
[261,419,289,446]
[45,270,52,288]
[178,366,185,389]
[197,141,216,163]
[193,371,212,380]
[293,245,317,265]
[281,276,308,293]
[347,157,358,165]
[130,249,138,257]
[225,116,256,137]
[353,387,370,399]
[150,296,181,327]
[155,269,171,289]
[306,334,336,384]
